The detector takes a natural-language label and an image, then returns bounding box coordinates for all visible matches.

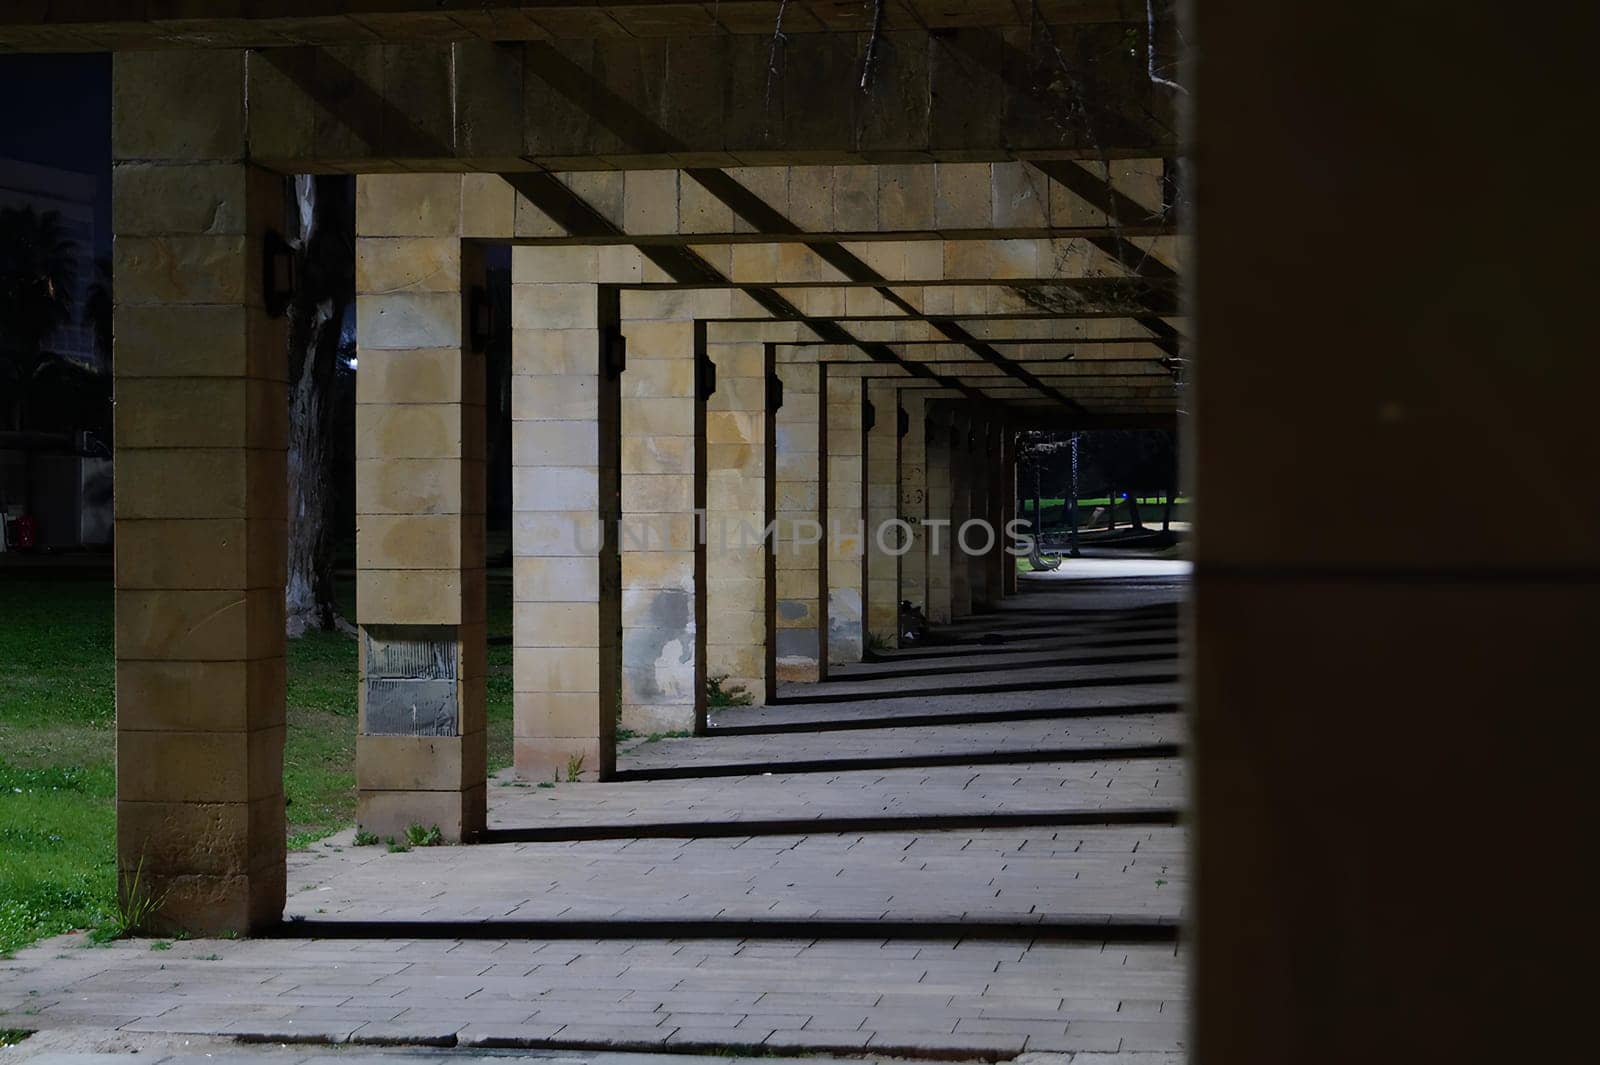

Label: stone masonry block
[117,726,284,805]
[115,518,286,592]
[114,304,276,381]
[117,795,283,880]
[514,555,601,603]
[355,403,463,460]
[115,448,285,522]
[514,647,601,695]
[356,514,466,571]
[115,235,253,306]
[461,173,517,238]
[512,465,601,511]
[622,170,679,234]
[514,602,600,648]
[513,327,601,375]
[355,238,463,295]
[356,174,463,237]
[356,348,463,405]
[115,659,285,734]
[511,284,599,330]
[513,373,598,421]
[356,457,469,516]
[113,50,245,163]
[356,735,483,794]
[358,292,462,350]
[112,163,253,237]
[117,587,283,663]
[513,420,600,467]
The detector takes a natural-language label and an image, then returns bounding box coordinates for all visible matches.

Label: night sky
[0,53,111,256]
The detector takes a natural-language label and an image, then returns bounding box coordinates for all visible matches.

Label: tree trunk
[1163,487,1174,532]
[284,175,353,637]
[1129,493,1145,530]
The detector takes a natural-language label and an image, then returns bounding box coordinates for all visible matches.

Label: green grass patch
[0,1029,34,1047]
[0,569,518,957]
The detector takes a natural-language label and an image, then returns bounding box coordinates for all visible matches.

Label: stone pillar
[967,412,992,611]
[924,405,954,625]
[864,378,902,649]
[898,390,928,620]
[510,249,623,780]
[825,364,864,665]
[1194,7,1598,1059]
[705,341,772,706]
[773,358,823,682]
[353,175,486,842]
[824,367,865,665]
[984,417,1010,602]
[617,306,703,735]
[948,410,973,619]
[1001,419,1019,596]
[112,50,286,933]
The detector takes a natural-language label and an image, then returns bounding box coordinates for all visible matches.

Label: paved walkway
[0,573,1189,1061]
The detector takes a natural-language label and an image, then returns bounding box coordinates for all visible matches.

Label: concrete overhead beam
[98,28,1174,172]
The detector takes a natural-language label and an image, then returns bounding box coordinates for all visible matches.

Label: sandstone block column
[1001,419,1019,596]
[948,410,974,619]
[824,368,865,665]
[924,405,954,625]
[112,50,286,933]
[773,358,823,682]
[966,412,992,611]
[864,378,902,649]
[510,249,622,780]
[618,306,703,734]
[984,417,1010,604]
[898,391,929,620]
[705,341,773,706]
[353,174,486,842]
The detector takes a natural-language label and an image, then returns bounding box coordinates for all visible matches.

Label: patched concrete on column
[621,586,697,734]
[775,625,822,682]
[828,586,864,663]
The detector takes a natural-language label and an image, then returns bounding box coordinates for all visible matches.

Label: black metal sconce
[469,285,493,353]
[262,229,295,318]
[863,400,876,432]
[603,327,627,378]
[897,407,909,438]
[766,372,784,413]
[696,353,718,401]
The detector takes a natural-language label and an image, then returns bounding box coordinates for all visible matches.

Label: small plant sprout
[706,673,753,708]
[404,824,443,847]
[565,752,586,782]
[90,853,168,943]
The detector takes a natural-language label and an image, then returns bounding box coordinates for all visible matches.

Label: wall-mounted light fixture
[696,353,718,401]
[766,372,784,413]
[898,407,909,438]
[262,229,295,318]
[603,327,627,378]
[863,400,876,432]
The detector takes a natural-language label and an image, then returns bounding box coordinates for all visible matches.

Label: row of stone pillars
[114,169,1022,932]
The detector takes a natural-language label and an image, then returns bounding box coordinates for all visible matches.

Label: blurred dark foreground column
[1192,4,1597,1062]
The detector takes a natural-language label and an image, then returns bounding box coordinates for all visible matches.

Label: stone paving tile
[286,824,1186,923]
[2,935,1186,1055]
[480,758,1186,832]
[775,657,1176,701]
[1,576,1189,1061]
[622,714,1183,771]
[711,680,1181,730]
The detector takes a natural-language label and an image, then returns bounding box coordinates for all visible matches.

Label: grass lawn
[0,567,516,957]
